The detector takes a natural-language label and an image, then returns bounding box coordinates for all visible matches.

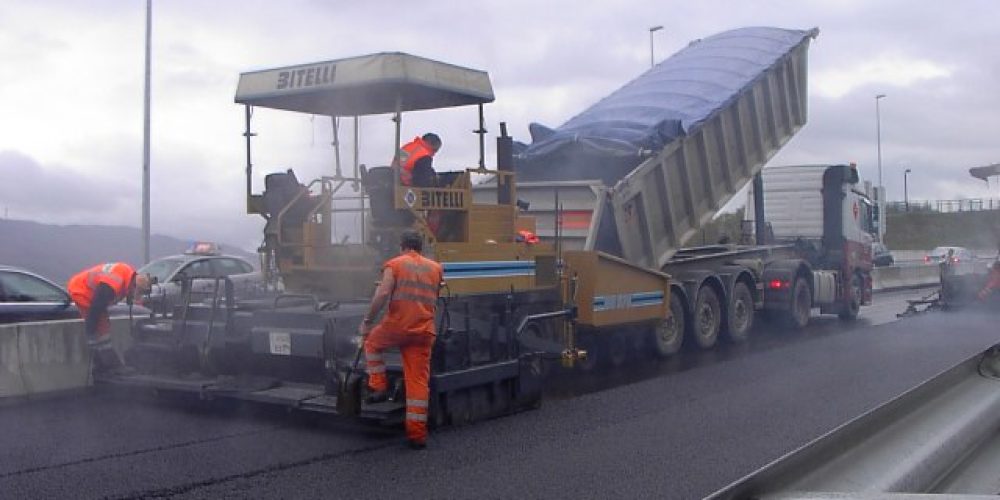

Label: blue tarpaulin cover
[515,27,817,184]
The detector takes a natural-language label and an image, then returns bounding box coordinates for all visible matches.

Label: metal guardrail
[887,199,1000,213]
[708,346,1000,498]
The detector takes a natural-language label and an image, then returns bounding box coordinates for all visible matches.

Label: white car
[925,246,976,275]
[138,244,266,315]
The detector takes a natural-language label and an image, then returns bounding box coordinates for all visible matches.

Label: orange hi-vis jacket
[67,262,136,308]
[396,136,436,186]
[979,266,1000,301]
[381,251,443,335]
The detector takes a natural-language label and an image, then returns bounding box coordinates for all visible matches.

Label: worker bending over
[67,263,151,375]
[359,230,443,450]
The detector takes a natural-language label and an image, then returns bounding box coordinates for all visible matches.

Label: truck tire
[650,293,685,357]
[784,277,811,329]
[725,282,754,343]
[838,273,862,321]
[691,285,721,349]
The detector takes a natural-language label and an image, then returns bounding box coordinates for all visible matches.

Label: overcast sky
[1,0,997,251]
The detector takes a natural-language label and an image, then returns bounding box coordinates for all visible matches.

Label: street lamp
[142,0,152,264]
[904,168,912,212]
[875,93,886,242]
[875,94,886,187]
[649,25,663,68]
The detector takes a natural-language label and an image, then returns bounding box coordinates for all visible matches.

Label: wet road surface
[3,287,997,499]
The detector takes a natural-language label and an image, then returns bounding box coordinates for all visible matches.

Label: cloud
[0,150,132,217]
[3,0,1000,251]
[815,55,952,99]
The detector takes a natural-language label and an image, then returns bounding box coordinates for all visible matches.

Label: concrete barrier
[872,264,940,292]
[0,317,131,401]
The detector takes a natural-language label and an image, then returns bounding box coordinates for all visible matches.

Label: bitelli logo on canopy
[276,64,336,91]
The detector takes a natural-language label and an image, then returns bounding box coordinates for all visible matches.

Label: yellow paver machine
[112,53,674,426]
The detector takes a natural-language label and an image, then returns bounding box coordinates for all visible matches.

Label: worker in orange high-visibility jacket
[395,133,446,237]
[516,230,540,244]
[978,261,1000,301]
[395,133,442,188]
[359,230,443,450]
[67,263,151,374]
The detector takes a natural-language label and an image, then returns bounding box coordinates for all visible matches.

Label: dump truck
[104,52,674,427]
[475,27,875,366]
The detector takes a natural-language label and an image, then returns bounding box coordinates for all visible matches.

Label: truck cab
[749,164,876,317]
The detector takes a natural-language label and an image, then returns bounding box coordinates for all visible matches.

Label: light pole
[875,94,886,187]
[904,168,911,212]
[649,25,663,68]
[875,93,886,242]
[142,0,152,264]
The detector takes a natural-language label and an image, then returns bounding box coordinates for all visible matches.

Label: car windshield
[930,247,956,257]
[0,271,67,302]
[139,258,186,283]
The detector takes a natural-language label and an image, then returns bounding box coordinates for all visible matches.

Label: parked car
[0,266,149,324]
[138,242,266,315]
[925,246,976,275]
[872,243,894,267]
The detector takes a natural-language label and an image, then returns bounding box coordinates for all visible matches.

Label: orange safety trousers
[364,325,434,443]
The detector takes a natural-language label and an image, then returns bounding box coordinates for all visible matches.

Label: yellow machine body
[563,251,671,328]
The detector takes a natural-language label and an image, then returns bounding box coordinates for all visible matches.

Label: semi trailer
[476,27,874,366]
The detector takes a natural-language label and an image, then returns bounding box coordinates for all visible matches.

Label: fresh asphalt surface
[3,286,998,500]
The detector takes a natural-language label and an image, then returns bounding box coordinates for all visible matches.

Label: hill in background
[885,210,1000,252]
[0,219,257,284]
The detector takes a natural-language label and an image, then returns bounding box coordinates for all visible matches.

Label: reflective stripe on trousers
[365,350,387,388]
[88,337,114,350]
[363,324,434,443]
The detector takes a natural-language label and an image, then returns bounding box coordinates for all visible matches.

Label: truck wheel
[784,277,812,329]
[650,294,685,357]
[691,285,721,349]
[838,273,862,321]
[725,282,754,343]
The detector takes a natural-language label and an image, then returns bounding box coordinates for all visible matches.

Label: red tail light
[924,256,930,263]
[768,279,786,290]
[951,257,960,263]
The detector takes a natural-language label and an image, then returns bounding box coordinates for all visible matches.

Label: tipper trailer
[476,27,875,365]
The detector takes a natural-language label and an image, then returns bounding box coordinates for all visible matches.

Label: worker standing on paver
[395,133,442,188]
[67,263,151,374]
[359,230,443,449]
